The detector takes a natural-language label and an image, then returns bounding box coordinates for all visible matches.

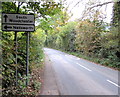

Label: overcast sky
[59,0,114,23]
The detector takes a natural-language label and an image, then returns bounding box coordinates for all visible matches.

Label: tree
[58,21,77,51]
[112,1,120,59]
[102,1,120,62]
[112,1,120,27]
[38,9,69,48]
[1,1,63,96]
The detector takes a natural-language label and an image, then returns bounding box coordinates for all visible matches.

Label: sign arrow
[4,25,12,29]
[4,15,8,22]
[2,24,35,32]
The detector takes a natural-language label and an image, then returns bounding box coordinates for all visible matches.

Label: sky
[58,0,114,23]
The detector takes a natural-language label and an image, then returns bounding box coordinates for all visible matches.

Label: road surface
[43,48,120,95]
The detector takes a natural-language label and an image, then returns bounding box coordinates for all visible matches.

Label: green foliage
[2,1,120,96]
[76,19,99,56]
[2,30,46,95]
[112,1,120,27]
[2,2,17,13]
[2,1,59,96]
[58,22,76,51]
[44,5,120,70]
[38,9,70,49]
[22,2,63,18]
[17,74,31,91]
[33,80,41,90]
[2,32,16,88]
[30,29,46,69]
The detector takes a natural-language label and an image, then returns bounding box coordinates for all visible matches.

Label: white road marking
[76,63,92,72]
[65,55,68,57]
[65,55,75,59]
[107,80,120,88]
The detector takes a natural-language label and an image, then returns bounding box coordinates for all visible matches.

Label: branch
[88,1,114,10]
[69,0,83,13]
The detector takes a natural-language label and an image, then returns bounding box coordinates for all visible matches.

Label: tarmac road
[43,48,120,95]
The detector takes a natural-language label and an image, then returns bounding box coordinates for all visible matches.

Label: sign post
[26,32,29,86]
[2,13,35,86]
[15,31,18,86]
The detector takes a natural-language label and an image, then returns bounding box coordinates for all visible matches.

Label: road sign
[2,13,35,32]
[2,24,35,32]
[2,13,34,24]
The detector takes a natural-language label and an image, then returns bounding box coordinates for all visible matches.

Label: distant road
[44,48,120,95]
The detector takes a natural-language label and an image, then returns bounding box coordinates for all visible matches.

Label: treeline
[42,1,120,69]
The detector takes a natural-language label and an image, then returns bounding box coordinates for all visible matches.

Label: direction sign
[2,24,35,32]
[2,13,35,25]
[2,13,35,32]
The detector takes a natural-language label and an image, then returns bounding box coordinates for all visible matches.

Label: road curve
[43,48,120,95]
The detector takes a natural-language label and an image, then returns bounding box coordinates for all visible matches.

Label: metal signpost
[2,13,35,86]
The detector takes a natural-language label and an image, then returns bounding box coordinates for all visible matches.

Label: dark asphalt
[43,48,120,95]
